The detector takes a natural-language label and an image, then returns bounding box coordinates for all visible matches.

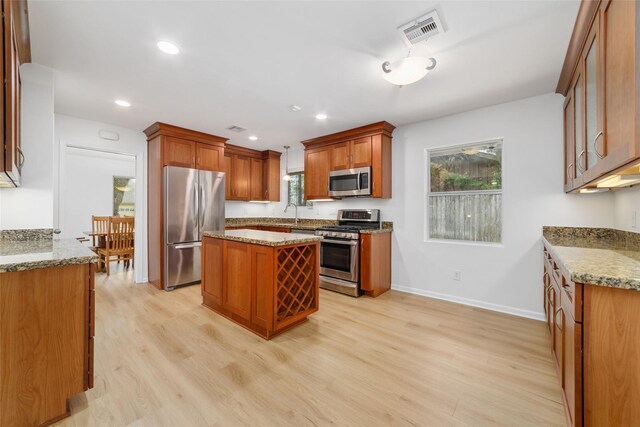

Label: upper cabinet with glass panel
[557,0,640,192]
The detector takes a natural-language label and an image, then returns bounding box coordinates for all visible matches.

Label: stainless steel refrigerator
[164,166,225,291]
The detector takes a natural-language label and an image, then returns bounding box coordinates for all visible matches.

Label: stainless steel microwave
[328,166,371,197]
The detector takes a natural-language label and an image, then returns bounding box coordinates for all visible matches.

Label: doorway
[56,144,144,282]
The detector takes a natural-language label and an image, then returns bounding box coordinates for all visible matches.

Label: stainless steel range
[315,209,381,297]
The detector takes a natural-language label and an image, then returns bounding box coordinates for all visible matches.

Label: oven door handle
[321,239,358,246]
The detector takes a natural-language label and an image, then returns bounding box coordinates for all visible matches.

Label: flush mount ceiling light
[157,41,180,55]
[114,99,131,107]
[283,145,291,181]
[249,136,258,141]
[315,113,328,120]
[381,56,436,86]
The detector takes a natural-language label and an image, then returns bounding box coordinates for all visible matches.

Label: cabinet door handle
[576,150,585,173]
[554,307,563,330]
[16,146,25,172]
[566,163,573,182]
[593,131,604,159]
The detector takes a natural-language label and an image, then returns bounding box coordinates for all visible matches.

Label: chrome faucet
[284,203,299,225]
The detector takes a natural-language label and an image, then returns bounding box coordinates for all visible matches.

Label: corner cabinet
[0,0,30,187]
[144,122,228,289]
[558,0,640,191]
[302,121,395,200]
[224,144,281,202]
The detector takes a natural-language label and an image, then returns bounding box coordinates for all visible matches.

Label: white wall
[231,93,616,319]
[0,64,55,229]
[55,114,148,282]
[62,148,136,239]
[614,186,640,232]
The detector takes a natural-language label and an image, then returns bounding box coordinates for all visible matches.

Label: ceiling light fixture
[157,41,180,55]
[249,136,258,141]
[289,105,302,112]
[114,99,131,107]
[382,55,436,86]
[283,146,291,181]
[315,113,328,120]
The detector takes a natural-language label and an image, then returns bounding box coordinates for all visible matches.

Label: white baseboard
[391,284,545,321]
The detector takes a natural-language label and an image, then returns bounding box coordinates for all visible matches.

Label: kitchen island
[201,229,322,339]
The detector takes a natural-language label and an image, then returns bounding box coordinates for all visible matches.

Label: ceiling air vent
[226,125,247,133]
[398,10,445,47]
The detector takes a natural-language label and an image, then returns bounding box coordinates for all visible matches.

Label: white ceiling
[29,0,579,151]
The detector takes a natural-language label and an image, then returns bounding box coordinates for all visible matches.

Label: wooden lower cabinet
[360,232,391,297]
[0,263,95,426]
[202,237,319,339]
[543,244,640,426]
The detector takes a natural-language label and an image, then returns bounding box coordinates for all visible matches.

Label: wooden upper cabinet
[302,121,395,199]
[224,153,232,199]
[564,94,576,192]
[330,141,350,170]
[164,137,196,168]
[231,155,251,200]
[0,0,30,188]
[557,0,640,192]
[350,136,372,168]
[304,146,331,200]
[224,146,281,202]
[262,151,281,202]
[196,143,224,172]
[250,157,263,200]
[598,0,637,172]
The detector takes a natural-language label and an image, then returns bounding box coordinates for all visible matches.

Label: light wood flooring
[54,265,565,426]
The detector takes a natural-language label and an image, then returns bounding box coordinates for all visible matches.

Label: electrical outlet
[453,271,461,281]
[633,211,638,229]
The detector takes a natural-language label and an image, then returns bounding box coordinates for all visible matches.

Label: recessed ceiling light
[114,99,131,107]
[249,136,258,141]
[157,41,180,55]
[315,113,328,120]
[289,105,302,112]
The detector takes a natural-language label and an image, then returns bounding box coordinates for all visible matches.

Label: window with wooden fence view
[427,140,502,243]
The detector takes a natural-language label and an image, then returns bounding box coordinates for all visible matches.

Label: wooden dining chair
[91,215,110,250]
[97,217,135,275]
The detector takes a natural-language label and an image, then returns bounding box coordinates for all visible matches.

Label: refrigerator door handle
[173,242,203,250]
[199,183,205,231]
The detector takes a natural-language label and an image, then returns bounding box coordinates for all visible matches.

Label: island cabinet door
[223,241,252,321]
[251,245,274,330]
[202,237,224,305]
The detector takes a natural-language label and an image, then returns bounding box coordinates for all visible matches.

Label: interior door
[164,166,199,244]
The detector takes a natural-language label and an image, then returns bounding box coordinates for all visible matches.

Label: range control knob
[339,233,347,238]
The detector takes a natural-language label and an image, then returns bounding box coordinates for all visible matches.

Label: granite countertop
[542,226,640,291]
[0,238,99,273]
[225,217,393,233]
[203,229,323,247]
